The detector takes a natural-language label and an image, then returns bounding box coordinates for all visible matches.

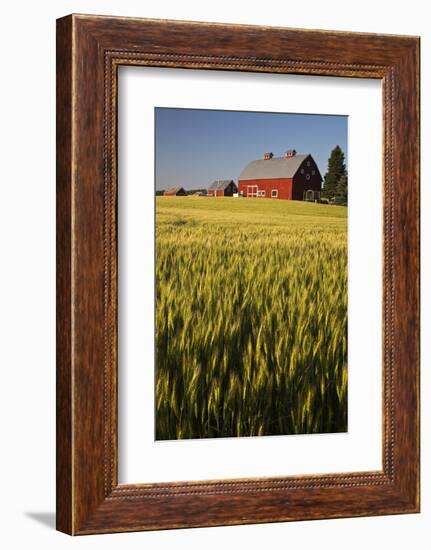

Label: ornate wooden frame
[56,14,420,535]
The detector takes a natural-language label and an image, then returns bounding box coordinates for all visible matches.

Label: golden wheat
[155,197,347,439]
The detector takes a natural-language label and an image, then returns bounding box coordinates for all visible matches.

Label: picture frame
[56,14,420,535]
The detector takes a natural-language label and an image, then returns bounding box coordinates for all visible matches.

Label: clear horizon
[155,107,348,191]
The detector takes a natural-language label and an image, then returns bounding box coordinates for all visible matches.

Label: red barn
[164,186,187,196]
[238,150,322,200]
[207,179,238,197]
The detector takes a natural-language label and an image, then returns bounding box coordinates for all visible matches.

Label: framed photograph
[56,14,420,535]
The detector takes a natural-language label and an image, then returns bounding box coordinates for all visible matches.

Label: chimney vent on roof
[285,149,297,158]
[264,152,274,160]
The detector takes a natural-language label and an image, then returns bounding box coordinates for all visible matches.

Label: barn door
[247,185,258,197]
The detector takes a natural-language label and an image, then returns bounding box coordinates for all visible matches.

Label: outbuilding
[207,179,238,197]
[163,187,187,196]
[238,150,322,200]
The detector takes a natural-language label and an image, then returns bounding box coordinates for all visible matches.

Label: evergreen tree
[335,173,348,205]
[322,145,347,202]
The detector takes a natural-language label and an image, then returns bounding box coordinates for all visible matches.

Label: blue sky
[155,108,347,190]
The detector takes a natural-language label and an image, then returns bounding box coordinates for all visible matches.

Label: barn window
[300,168,304,174]
[307,161,311,167]
[306,173,311,180]
[261,190,266,197]
[271,189,278,198]
[312,169,316,175]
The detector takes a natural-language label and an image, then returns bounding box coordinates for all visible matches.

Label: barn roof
[238,154,308,181]
[164,186,184,194]
[208,179,235,191]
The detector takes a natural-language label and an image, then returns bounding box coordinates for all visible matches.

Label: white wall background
[0,0,427,548]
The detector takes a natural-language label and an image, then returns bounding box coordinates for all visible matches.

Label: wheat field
[155,197,347,440]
